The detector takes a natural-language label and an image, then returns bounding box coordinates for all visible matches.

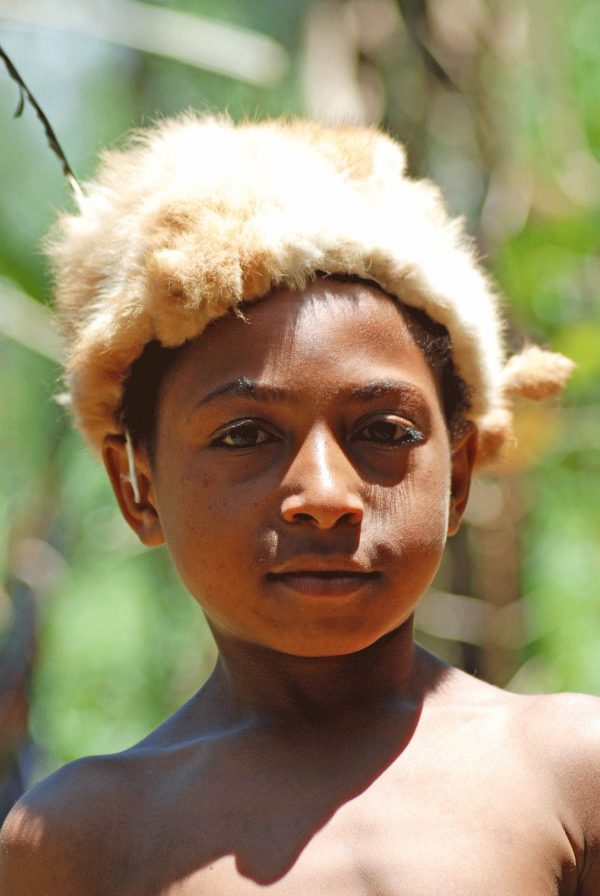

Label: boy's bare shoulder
[512,687,600,743]
[0,700,225,895]
[0,752,125,895]
[438,668,600,797]
[512,688,600,793]
[511,688,600,886]
[447,670,600,883]
[0,735,183,895]
[501,685,600,775]
[452,669,600,769]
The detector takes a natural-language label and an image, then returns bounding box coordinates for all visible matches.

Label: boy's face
[106,280,476,657]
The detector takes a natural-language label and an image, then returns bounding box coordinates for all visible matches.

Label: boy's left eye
[353,418,423,446]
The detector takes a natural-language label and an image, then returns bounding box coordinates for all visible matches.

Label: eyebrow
[194,377,289,409]
[347,380,425,403]
[194,377,427,409]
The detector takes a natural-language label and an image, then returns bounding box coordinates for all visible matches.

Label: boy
[0,115,598,895]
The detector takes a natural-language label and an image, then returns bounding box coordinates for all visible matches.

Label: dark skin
[1,280,599,895]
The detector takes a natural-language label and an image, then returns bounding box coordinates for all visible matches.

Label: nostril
[282,505,363,527]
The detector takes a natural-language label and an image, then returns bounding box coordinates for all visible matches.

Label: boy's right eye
[212,420,278,449]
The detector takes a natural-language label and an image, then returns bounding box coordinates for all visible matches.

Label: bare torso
[103,693,579,895]
[4,654,596,896]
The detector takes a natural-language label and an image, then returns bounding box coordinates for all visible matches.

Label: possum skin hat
[47,113,574,468]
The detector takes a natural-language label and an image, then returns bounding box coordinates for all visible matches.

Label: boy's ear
[102,435,165,547]
[447,423,478,537]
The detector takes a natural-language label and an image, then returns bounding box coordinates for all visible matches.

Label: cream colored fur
[46,113,574,467]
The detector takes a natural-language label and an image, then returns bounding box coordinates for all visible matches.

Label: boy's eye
[354,418,424,446]
[213,420,278,448]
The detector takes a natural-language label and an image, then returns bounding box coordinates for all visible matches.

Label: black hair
[119,289,471,458]
[400,302,472,438]
[119,339,179,455]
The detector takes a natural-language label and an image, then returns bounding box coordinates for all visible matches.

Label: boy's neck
[209,618,447,727]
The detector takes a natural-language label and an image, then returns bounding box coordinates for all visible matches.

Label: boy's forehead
[190,278,405,346]
[162,280,436,408]
[177,280,406,361]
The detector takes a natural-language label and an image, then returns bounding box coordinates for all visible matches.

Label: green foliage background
[0,0,599,779]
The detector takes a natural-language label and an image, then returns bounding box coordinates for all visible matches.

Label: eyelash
[212,419,278,449]
[354,418,424,446]
[210,416,424,450]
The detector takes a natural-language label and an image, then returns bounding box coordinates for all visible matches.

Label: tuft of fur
[501,346,576,400]
[46,113,573,468]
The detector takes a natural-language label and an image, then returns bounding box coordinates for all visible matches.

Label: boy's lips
[266,559,380,597]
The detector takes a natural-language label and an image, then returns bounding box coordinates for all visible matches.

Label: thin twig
[0,44,81,197]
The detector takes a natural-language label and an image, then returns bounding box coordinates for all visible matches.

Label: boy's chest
[116,750,579,896]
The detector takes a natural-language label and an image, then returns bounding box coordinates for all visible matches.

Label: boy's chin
[214,617,414,660]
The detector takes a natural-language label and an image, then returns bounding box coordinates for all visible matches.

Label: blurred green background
[0,0,599,786]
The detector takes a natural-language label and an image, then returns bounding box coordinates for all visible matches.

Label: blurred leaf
[553,322,600,384]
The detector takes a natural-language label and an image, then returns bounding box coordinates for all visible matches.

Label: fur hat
[46,113,573,467]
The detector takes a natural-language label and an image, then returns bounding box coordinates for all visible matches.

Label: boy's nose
[279,430,364,529]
